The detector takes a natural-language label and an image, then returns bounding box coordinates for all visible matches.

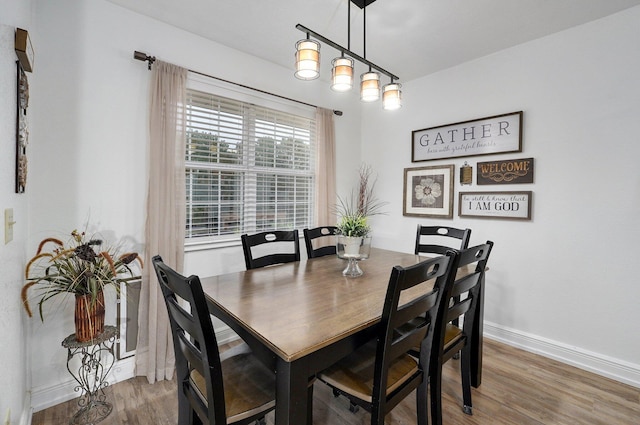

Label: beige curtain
[135,61,187,383]
[315,108,337,226]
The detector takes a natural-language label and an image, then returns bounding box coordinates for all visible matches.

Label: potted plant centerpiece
[335,164,387,277]
[22,228,143,342]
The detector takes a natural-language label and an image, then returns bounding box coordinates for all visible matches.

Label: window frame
[184,74,316,250]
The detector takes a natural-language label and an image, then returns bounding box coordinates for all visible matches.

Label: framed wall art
[477,157,534,185]
[412,111,523,162]
[459,191,532,220]
[403,165,454,219]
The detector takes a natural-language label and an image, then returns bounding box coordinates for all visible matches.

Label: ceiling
[108,0,640,82]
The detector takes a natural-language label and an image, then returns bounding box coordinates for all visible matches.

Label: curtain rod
[133,51,343,116]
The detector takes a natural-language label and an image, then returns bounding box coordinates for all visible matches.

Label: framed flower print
[403,165,454,219]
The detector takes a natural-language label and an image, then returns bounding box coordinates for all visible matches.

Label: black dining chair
[317,251,458,425]
[415,225,472,329]
[152,255,276,425]
[414,225,472,255]
[241,230,300,270]
[424,241,493,425]
[303,226,338,258]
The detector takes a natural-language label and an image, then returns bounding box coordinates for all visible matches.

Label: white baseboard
[484,321,640,389]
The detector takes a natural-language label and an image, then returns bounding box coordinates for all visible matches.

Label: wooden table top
[200,248,460,362]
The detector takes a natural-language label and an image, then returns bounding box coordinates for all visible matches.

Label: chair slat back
[373,251,458,413]
[241,230,301,269]
[152,255,227,424]
[303,226,338,258]
[414,225,471,255]
[434,242,493,353]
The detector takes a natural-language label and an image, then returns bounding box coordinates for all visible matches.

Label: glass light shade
[294,39,320,80]
[331,57,354,92]
[360,72,381,102]
[382,83,402,110]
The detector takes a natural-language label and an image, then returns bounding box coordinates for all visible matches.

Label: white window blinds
[185,87,316,241]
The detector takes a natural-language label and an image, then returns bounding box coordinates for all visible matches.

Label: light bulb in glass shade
[382,83,402,110]
[331,57,354,92]
[360,72,380,102]
[294,39,320,80]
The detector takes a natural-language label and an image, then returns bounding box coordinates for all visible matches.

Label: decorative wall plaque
[412,111,522,162]
[16,62,29,193]
[403,165,454,219]
[459,191,532,220]
[477,158,534,185]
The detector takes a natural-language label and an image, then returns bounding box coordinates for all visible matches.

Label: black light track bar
[295,23,400,82]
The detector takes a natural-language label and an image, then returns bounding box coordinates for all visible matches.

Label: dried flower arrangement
[335,164,388,237]
[22,228,143,321]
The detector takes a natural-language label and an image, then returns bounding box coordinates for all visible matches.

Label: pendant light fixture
[295,0,401,109]
[382,81,402,110]
[331,1,354,92]
[331,56,355,91]
[359,2,380,102]
[294,37,320,80]
[360,71,380,102]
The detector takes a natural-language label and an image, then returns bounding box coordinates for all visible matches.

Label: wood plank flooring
[32,338,640,424]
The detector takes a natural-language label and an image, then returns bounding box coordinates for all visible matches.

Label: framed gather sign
[459,191,532,220]
[412,111,523,162]
[403,165,454,219]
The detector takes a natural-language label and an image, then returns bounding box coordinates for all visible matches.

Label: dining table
[199,247,484,425]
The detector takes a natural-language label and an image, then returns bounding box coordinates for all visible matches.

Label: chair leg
[371,404,385,425]
[255,418,266,425]
[430,366,444,425]
[177,391,192,425]
[460,346,473,415]
[416,378,429,425]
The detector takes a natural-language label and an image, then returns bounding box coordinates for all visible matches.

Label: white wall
[26,0,362,411]
[363,7,640,385]
[1,3,34,424]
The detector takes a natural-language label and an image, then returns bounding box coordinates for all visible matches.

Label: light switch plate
[4,209,15,244]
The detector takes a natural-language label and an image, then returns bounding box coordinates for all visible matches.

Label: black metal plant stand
[62,325,118,425]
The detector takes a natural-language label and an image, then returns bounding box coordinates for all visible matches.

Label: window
[185,80,316,243]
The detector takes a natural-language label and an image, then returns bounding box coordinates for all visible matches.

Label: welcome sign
[477,157,534,185]
[412,111,522,162]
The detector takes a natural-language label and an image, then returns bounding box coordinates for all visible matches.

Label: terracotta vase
[74,290,105,342]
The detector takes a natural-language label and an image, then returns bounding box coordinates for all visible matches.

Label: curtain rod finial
[333,110,343,116]
[134,50,156,70]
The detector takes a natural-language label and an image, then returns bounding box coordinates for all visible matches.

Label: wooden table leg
[275,358,310,425]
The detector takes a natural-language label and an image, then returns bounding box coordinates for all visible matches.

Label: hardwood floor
[33,338,640,425]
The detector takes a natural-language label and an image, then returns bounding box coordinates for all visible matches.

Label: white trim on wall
[485,321,640,389]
